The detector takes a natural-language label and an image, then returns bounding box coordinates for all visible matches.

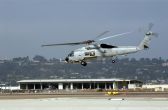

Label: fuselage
[65,44,140,63]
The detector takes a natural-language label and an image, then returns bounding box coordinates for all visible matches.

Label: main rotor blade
[42,31,110,47]
[98,31,132,41]
[95,31,110,39]
[41,40,95,47]
[41,42,83,47]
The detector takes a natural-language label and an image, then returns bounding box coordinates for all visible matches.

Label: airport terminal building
[17,79,143,90]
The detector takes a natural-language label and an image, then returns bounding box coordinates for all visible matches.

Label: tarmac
[0,97,168,110]
[0,93,168,110]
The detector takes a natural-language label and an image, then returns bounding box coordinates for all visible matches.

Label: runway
[0,97,168,110]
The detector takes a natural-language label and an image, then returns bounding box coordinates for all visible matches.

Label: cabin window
[90,51,95,56]
[85,51,95,56]
[85,52,90,56]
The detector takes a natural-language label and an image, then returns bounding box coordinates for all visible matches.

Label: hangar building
[17,79,142,90]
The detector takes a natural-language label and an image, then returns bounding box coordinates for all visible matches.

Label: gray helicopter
[42,23,158,66]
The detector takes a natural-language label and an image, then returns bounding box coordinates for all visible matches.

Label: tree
[33,55,47,62]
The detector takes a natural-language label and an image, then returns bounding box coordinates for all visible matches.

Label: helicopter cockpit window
[68,51,74,57]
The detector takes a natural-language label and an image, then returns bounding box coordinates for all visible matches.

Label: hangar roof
[17,79,142,83]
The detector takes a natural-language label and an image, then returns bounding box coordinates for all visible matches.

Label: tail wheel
[81,61,87,66]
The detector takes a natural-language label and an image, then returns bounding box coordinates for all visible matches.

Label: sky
[0,0,167,59]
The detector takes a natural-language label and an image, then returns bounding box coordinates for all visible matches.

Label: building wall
[19,81,133,90]
[0,86,20,90]
[142,84,168,91]
[18,79,143,90]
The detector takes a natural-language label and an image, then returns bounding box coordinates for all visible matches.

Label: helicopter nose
[65,57,69,62]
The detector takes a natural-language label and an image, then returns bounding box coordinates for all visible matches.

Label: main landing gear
[81,61,87,66]
[112,60,115,63]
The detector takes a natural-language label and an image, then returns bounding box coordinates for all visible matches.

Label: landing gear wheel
[112,60,115,63]
[81,61,87,66]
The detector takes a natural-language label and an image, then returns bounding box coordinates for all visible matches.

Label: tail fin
[138,32,153,50]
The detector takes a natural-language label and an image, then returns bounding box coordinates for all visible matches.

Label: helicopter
[42,23,158,66]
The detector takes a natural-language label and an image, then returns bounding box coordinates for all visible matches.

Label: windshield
[68,51,74,57]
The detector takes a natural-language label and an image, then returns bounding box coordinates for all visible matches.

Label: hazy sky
[0,0,167,59]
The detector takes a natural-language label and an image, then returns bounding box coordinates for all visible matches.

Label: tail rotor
[146,23,159,37]
[138,23,158,50]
